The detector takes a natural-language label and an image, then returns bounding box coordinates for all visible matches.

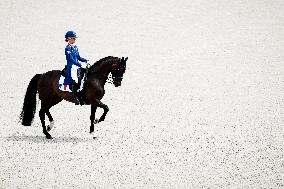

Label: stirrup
[73,93,80,105]
[74,96,80,105]
[77,91,85,106]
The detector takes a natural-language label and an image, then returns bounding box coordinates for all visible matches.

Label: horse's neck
[89,63,111,84]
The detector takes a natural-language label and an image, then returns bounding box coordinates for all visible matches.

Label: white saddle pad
[58,75,85,92]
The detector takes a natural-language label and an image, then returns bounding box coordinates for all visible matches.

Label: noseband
[112,76,123,80]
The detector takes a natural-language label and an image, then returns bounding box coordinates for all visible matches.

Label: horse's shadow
[5,135,91,144]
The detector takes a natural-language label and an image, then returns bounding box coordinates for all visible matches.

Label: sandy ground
[0,0,284,188]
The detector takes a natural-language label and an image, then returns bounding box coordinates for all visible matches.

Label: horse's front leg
[90,105,98,133]
[93,99,109,123]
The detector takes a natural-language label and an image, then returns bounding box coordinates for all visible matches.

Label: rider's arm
[65,47,82,67]
[77,51,88,63]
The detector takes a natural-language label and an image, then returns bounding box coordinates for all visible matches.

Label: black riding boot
[71,84,80,105]
[76,85,84,106]
[76,69,85,105]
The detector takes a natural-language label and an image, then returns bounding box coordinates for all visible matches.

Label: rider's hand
[81,62,88,69]
[86,59,93,68]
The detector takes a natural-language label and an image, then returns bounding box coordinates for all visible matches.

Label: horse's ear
[121,57,124,61]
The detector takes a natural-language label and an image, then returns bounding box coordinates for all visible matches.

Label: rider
[64,31,88,105]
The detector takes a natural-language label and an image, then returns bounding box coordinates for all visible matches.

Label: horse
[20,56,128,139]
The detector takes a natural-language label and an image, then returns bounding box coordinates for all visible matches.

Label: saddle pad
[58,75,85,92]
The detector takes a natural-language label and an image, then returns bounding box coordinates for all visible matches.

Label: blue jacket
[64,44,88,85]
[65,44,88,68]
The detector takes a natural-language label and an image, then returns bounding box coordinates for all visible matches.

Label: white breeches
[71,65,80,83]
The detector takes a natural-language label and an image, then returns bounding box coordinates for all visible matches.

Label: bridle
[85,60,124,84]
[112,76,123,80]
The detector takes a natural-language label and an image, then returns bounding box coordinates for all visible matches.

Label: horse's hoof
[47,121,54,131]
[46,135,53,139]
[47,126,51,132]
[91,132,98,139]
[90,126,94,133]
[98,118,104,123]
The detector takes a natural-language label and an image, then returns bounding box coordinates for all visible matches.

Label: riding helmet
[65,31,77,42]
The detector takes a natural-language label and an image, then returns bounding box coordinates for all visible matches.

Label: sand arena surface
[0,0,283,188]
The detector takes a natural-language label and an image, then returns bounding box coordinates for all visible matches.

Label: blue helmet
[65,31,77,41]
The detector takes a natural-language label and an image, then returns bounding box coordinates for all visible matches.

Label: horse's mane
[89,56,117,71]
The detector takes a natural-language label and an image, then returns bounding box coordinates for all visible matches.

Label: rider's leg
[77,68,82,88]
[76,69,84,105]
[70,65,82,105]
[71,82,80,105]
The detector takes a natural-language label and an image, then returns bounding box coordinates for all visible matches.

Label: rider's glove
[81,62,88,69]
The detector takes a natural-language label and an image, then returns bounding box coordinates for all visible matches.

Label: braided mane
[89,56,117,70]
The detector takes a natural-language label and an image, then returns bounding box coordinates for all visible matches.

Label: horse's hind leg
[39,95,62,139]
[39,105,52,139]
[46,111,54,131]
[46,95,62,131]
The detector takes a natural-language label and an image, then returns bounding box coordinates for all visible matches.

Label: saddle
[58,67,87,93]
[58,64,90,105]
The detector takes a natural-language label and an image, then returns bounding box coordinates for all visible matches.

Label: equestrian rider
[65,31,88,105]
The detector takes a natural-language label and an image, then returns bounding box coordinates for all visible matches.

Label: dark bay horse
[20,56,128,139]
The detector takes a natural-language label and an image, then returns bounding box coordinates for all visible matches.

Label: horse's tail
[20,74,42,126]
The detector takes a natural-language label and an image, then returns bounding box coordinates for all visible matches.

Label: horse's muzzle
[113,76,122,87]
[113,81,121,87]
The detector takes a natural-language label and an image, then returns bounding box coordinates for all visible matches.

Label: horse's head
[111,57,128,87]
